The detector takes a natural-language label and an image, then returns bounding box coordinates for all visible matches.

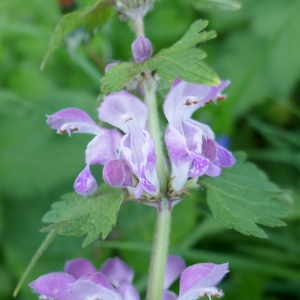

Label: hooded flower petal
[164,78,212,125]
[99,91,159,197]
[74,165,98,197]
[132,36,153,63]
[100,257,134,287]
[64,258,97,279]
[47,108,101,135]
[178,263,229,300]
[99,91,148,133]
[29,273,76,300]
[68,273,121,300]
[203,80,230,105]
[164,255,186,290]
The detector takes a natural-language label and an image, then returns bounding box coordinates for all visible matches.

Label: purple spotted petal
[74,165,98,197]
[100,257,134,287]
[132,36,152,63]
[68,273,121,300]
[164,255,186,289]
[85,130,118,166]
[29,272,76,300]
[179,263,229,296]
[188,154,210,178]
[162,290,177,300]
[118,282,140,300]
[165,125,192,191]
[47,108,101,135]
[64,258,97,279]
[214,145,236,168]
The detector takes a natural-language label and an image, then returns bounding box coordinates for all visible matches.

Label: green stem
[146,199,172,300]
[13,230,58,297]
[142,73,168,195]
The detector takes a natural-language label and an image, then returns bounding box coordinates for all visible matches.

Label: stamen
[217,96,226,101]
[184,99,192,106]
[205,99,213,105]
[120,113,133,123]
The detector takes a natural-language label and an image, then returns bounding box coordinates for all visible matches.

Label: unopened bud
[103,159,137,188]
[132,36,152,63]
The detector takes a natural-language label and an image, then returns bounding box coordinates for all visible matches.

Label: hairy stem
[134,15,145,37]
[147,199,171,300]
[141,73,168,195]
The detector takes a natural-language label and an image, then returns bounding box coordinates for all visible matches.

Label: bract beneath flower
[163,78,235,192]
[98,90,159,198]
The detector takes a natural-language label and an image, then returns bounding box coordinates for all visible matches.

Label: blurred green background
[1,0,300,299]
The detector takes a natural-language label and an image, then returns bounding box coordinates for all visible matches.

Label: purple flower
[46,108,134,197]
[132,36,153,63]
[98,90,159,198]
[161,257,229,300]
[29,257,229,300]
[163,78,236,192]
[29,257,139,300]
[178,263,229,300]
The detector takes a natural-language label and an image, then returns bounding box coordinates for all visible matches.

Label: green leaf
[100,20,220,93]
[100,62,144,94]
[200,152,290,238]
[41,0,112,69]
[187,0,242,11]
[41,184,125,247]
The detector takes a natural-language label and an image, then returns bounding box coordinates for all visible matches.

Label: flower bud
[132,36,152,63]
[103,159,137,188]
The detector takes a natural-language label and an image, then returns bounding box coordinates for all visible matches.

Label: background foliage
[0,0,300,299]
